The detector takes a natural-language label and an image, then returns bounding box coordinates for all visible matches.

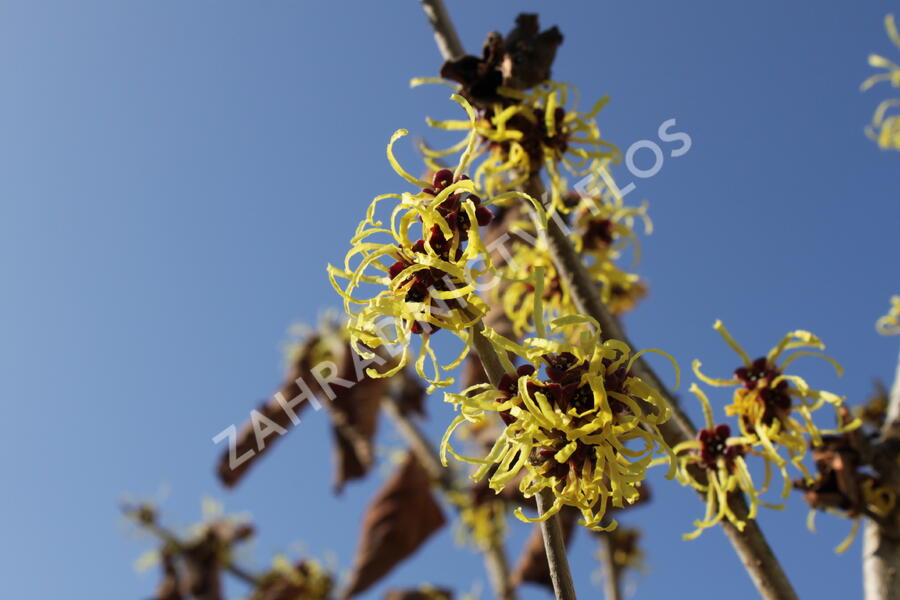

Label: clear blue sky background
[2,2,899,598]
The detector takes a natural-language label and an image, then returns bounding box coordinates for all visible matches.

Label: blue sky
[1,1,899,598]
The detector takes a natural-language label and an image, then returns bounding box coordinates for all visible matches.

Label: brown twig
[473,325,579,600]
[535,489,578,600]
[419,0,465,61]
[141,520,263,587]
[597,534,622,600]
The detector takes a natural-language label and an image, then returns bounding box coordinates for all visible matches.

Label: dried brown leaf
[216,336,323,487]
[344,453,446,598]
[383,588,452,600]
[330,345,385,492]
[440,13,562,106]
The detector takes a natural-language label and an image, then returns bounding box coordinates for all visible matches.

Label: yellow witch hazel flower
[497,244,645,339]
[866,100,900,150]
[876,295,900,335]
[693,321,857,475]
[498,244,575,339]
[447,488,507,552]
[669,384,784,540]
[497,185,650,338]
[440,314,677,531]
[568,175,652,263]
[418,79,620,212]
[329,94,525,391]
[862,15,900,149]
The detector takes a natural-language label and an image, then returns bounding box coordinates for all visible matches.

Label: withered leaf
[344,452,446,598]
[218,332,401,492]
[216,335,323,488]
[792,405,878,515]
[500,14,563,91]
[394,369,427,417]
[440,13,563,106]
[383,588,452,600]
[331,344,385,492]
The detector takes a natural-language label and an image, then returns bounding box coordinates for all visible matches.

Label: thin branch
[419,0,465,61]
[863,349,900,600]
[412,6,581,599]
[598,534,622,600]
[472,324,510,384]
[473,325,579,600]
[142,521,262,587]
[524,175,799,600]
[536,489,578,600]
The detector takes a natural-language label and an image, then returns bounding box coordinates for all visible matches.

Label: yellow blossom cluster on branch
[441,315,677,531]
[676,320,859,538]
[418,80,619,212]
[329,94,542,391]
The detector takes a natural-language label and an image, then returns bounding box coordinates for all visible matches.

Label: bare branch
[864,349,900,600]
[536,489,578,600]
[419,0,465,61]
[598,534,622,600]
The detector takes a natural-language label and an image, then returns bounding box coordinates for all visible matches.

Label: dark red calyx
[583,218,614,250]
[698,424,741,470]
[734,357,776,390]
[389,260,408,280]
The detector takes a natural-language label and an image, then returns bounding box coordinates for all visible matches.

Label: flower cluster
[669,384,783,539]
[419,80,620,212]
[675,320,860,539]
[694,321,854,462]
[440,316,676,531]
[876,295,900,335]
[447,487,507,552]
[329,95,504,390]
[495,183,651,338]
[862,14,900,149]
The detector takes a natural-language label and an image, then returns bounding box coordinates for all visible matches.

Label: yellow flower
[866,100,900,150]
[862,15,900,149]
[594,262,648,317]
[670,384,783,540]
[693,321,856,477]
[494,186,650,337]
[419,80,620,213]
[253,556,333,600]
[497,246,647,339]
[862,15,900,93]
[329,95,501,390]
[448,489,507,552]
[571,189,651,261]
[440,315,677,531]
[498,245,575,339]
[876,295,900,334]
